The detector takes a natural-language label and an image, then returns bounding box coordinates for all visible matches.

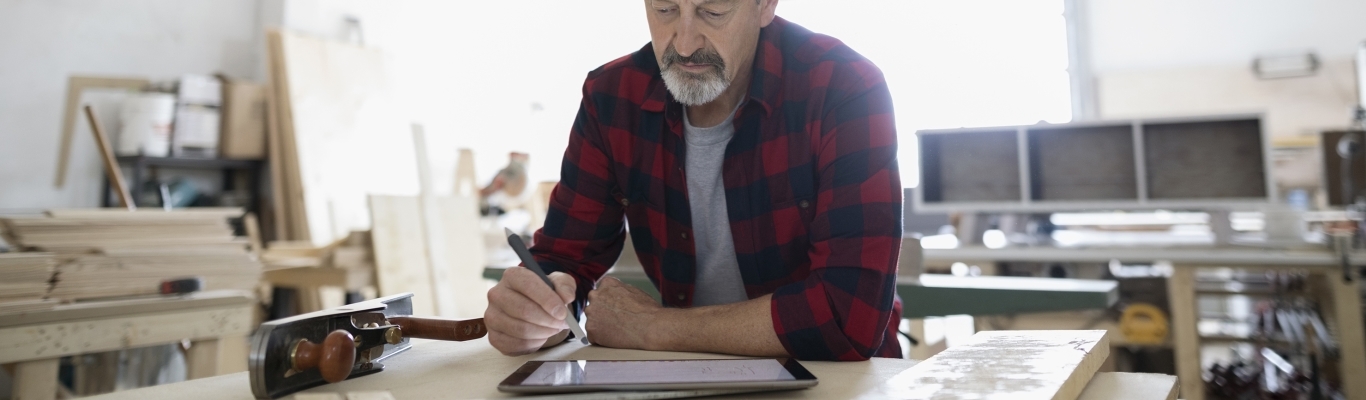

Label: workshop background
[1,0,1365,399]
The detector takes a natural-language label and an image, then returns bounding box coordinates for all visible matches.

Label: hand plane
[249,293,486,399]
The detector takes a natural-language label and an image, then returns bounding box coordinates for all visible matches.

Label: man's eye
[704,11,725,18]
[656,7,675,15]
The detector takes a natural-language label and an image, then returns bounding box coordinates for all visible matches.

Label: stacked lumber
[0,253,57,313]
[261,231,378,314]
[0,209,261,301]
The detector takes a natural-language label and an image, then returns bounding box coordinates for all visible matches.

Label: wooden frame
[52,76,150,188]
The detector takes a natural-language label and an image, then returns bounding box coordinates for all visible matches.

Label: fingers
[503,267,568,320]
[548,272,577,305]
[485,304,565,338]
[488,330,544,356]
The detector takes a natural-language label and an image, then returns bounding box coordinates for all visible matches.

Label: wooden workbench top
[88,337,921,400]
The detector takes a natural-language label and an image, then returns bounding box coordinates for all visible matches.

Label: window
[777,0,1075,188]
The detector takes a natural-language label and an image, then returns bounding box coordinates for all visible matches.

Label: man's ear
[759,0,778,27]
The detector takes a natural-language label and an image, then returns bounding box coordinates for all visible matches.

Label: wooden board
[368,195,434,316]
[1165,267,1202,400]
[43,208,243,219]
[267,30,419,247]
[0,300,253,364]
[1077,372,1177,400]
[53,76,149,188]
[369,194,488,319]
[83,336,922,400]
[883,330,1110,400]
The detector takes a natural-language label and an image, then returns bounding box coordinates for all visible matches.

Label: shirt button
[799,200,810,209]
[680,232,689,240]
[620,198,630,207]
[676,293,686,301]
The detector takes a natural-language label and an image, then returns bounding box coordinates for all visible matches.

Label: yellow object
[1119,303,1169,345]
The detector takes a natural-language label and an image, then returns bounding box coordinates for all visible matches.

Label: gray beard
[661,66,729,106]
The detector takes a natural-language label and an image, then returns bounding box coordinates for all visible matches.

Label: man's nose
[673,13,704,58]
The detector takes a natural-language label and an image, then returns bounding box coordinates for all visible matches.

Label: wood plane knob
[388,317,487,342]
[291,330,356,383]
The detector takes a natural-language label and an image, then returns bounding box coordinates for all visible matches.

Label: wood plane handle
[291,330,355,383]
[389,317,487,342]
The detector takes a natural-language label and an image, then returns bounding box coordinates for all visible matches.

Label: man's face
[645,0,777,106]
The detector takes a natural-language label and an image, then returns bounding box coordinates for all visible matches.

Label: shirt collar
[641,16,788,117]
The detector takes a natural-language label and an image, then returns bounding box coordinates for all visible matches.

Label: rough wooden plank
[412,126,458,317]
[269,30,417,246]
[0,291,251,328]
[1077,372,1177,400]
[13,358,59,400]
[885,330,1109,400]
[369,195,435,316]
[0,304,253,364]
[435,195,490,319]
[1166,266,1202,400]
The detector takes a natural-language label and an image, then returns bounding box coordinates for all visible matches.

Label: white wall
[1086,0,1366,137]
[274,0,650,193]
[0,0,264,211]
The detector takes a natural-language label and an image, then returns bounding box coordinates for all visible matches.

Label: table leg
[185,339,221,380]
[1319,274,1366,399]
[13,358,59,400]
[1167,266,1203,400]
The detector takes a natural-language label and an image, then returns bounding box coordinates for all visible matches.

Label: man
[484,0,903,361]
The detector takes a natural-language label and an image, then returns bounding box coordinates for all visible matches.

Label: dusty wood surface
[0,291,254,364]
[1076,372,1177,400]
[884,330,1109,400]
[85,338,918,400]
[87,330,1162,400]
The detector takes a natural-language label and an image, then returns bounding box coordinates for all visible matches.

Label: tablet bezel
[496,358,819,394]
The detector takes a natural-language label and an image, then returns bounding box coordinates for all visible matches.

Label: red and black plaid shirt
[530,17,903,360]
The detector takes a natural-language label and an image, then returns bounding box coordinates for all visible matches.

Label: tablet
[497,358,818,394]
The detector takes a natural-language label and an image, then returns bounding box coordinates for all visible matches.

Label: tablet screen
[499,358,817,392]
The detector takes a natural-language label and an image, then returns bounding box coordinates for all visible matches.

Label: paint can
[118,92,175,157]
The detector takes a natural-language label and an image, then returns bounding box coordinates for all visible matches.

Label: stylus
[506,228,590,345]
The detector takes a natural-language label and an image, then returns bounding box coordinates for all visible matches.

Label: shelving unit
[915,114,1275,212]
[99,155,266,235]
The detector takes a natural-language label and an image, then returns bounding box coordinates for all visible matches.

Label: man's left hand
[584,277,673,350]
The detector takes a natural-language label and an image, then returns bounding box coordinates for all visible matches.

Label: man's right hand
[485,267,578,356]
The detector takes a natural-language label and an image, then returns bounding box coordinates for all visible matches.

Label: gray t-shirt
[683,105,749,307]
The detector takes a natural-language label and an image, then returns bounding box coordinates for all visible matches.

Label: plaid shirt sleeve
[769,63,903,361]
[527,82,626,316]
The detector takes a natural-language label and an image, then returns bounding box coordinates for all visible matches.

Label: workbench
[0,291,256,400]
[480,266,1120,320]
[87,330,1178,400]
[925,245,1366,400]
